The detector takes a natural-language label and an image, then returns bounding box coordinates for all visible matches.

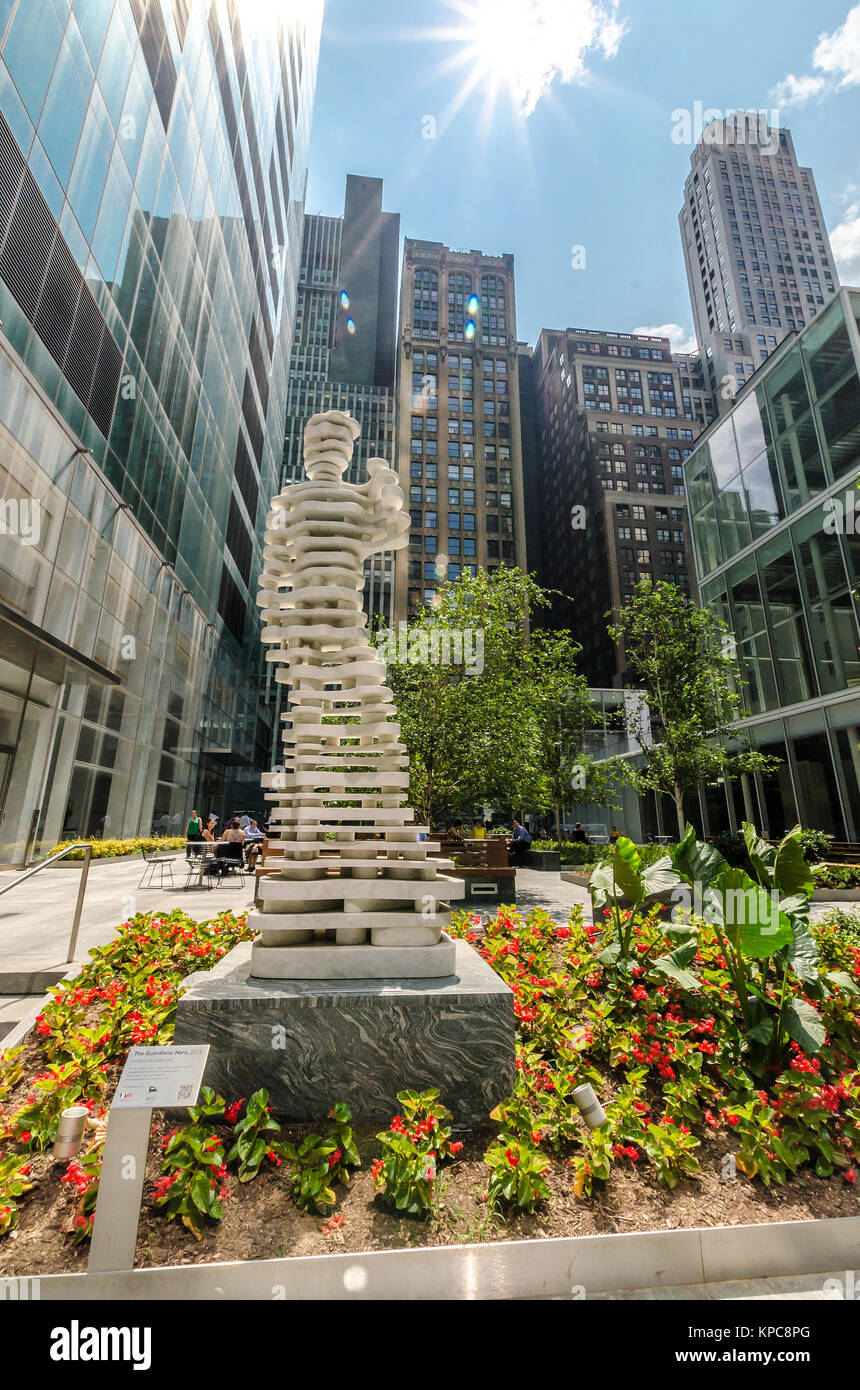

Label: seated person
[609,825,621,845]
[212,818,245,874]
[572,822,589,844]
[244,818,264,868]
[447,820,465,841]
[472,821,485,839]
[507,818,532,865]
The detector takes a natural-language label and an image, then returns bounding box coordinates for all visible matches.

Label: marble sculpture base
[250,933,457,979]
[174,939,516,1126]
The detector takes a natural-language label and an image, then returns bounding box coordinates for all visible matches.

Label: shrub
[371,1089,463,1216]
[798,828,834,864]
[812,863,860,890]
[484,1136,549,1212]
[282,1103,359,1213]
[51,836,185,860]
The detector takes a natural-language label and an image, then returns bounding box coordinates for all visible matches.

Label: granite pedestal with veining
[174,939,515,1127]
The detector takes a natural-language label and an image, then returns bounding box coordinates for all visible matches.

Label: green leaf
[773,828,814,898]
[588,861,614,910]
[782,998,826,1054]
[641,856,682,901]
[742,822,776,887]
[746,1018,774,1044]
[823,970,860,996]
[670,824,727,889]
[705,866,793,958]
[612,838,645,904]
[651,957,700,991]
[190,1169,214,1216]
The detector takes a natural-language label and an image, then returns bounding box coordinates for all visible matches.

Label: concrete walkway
[0,852,256,977]
[0,860,591,980]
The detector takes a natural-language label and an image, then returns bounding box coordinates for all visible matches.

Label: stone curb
[21,1213,860,1300]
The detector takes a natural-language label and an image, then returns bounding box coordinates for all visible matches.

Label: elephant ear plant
[669,822,855,1074]
[588,836,683,974]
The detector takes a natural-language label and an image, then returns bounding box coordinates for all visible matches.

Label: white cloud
[771,3,860,105]
[830,203,860,283]
[813,4,860,87]
[770,73,827,106]
[632,323,698,355]
[444,0,629,117]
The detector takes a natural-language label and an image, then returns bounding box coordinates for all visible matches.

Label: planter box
[526,850,560,871]
[25,1214,860,1301]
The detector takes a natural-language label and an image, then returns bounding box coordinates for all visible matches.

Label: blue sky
[304,0,860,352]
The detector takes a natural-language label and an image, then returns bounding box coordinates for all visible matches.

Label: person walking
[186,809,203,859]
[507,817,532,866]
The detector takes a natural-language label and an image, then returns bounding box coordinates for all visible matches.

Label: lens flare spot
[467,293,480,314]
[465,321,476,339]
[340,290,350,309]
[346,317,356,334]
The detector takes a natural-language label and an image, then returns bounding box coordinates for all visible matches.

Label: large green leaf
[612,837,645,904]
[780,894,820,983]
[823,970,860,996]
[670,824,727,889]
[783,998,825,1054]
[652,939,700,991]
[588,861,615,911]
[641,856,682,901]
[773,828,814,898]
[704,866,793,958]
[742,821,776,888]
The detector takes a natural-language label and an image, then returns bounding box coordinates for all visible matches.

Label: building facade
[525,327,699,685]
[281,174,400,624]
[394,240,527,619]
[679,115,839,413]
[0,0,320,863]
[684,287,860,840]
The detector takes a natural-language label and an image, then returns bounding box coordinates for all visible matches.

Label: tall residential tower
[679,115,839,410]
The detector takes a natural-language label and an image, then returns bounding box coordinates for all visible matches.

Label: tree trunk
[554,801,561,845]
[673,783,686,839]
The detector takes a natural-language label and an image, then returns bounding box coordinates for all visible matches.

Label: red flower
[370,1158,384,1179]
[449,1141,463,1154]
[505,1148,519,1167]
[328,1148,343,1168]
[19,1131,31,1143]
[844,1168,856,1184]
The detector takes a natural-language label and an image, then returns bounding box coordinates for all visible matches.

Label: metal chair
[138,846,176,890]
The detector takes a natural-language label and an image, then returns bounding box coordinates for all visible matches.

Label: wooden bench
[252,835,516,907]
[428,836,516,904]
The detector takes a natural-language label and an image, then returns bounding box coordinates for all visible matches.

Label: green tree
[379,567,547,826]
[523,631,629,841]
[607,578,778,837]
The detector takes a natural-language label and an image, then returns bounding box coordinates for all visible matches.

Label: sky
[303,0,860,354]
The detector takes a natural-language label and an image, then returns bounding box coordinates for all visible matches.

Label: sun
[426,0,626,128]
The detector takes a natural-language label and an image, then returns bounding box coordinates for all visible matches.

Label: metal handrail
[0,842,93,963]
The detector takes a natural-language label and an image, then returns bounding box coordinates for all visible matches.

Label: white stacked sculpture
[248,410,463,980]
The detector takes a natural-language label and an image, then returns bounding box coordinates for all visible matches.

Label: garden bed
[1,867,859,1277]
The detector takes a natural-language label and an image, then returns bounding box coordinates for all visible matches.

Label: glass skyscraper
[685,287,860,840]
[0,0,320,864]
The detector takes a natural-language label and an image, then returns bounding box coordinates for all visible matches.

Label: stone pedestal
[174,939,515,1127]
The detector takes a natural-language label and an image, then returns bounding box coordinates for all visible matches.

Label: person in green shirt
[186,810,203,859]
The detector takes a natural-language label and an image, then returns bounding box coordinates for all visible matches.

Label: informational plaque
[111,1044,210,1109]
